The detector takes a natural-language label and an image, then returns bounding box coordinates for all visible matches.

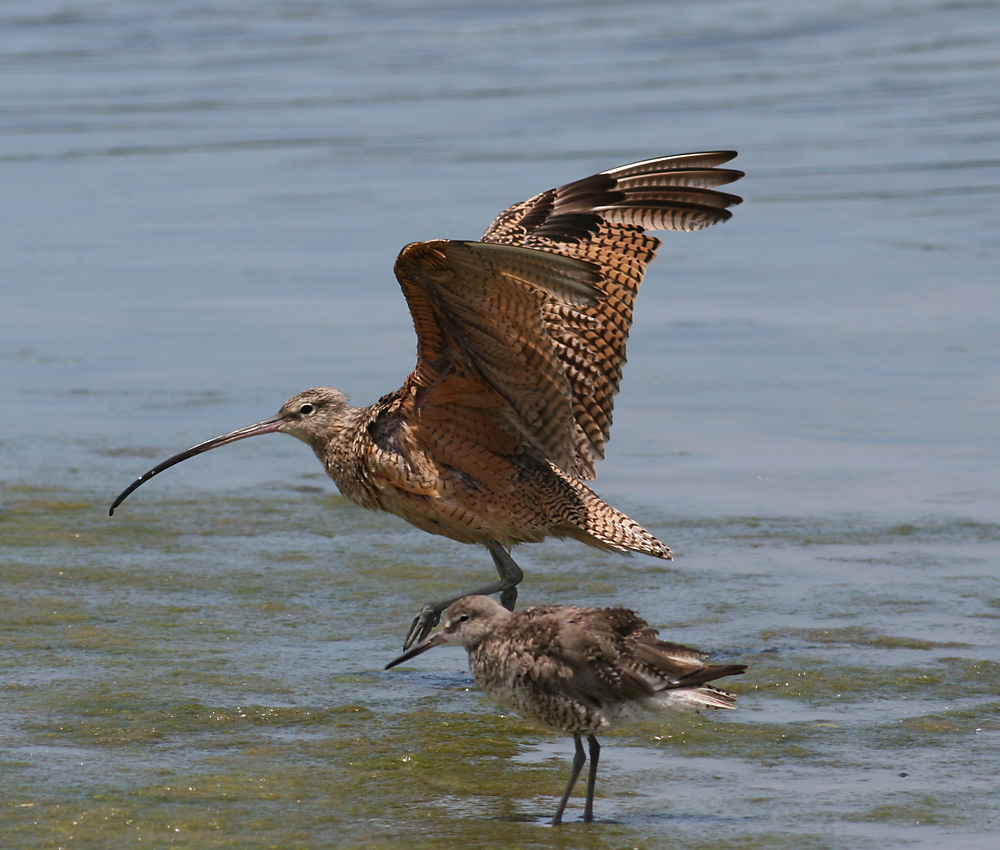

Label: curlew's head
[275,387,352,448]
[385,596,512,669]
[109,386,352,515]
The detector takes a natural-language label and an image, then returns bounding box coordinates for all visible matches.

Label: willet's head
[385,596,511,669]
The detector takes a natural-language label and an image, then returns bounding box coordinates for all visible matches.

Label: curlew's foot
[402,539,523,648]
[499,585,518,611]
[405,603,443,649]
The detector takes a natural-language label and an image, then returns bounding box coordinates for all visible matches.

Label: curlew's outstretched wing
[393,153,743,479]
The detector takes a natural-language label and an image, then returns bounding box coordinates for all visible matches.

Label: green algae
[757,625,967,651]
[846,794,961,826]
[3,484,999,849]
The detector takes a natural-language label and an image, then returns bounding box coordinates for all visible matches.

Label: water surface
[2,1,999,848]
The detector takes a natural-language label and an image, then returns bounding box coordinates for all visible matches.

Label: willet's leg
[404,540,524,648]
[583,735,600,823]
[553,733,587,826]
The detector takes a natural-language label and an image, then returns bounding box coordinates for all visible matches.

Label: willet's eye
[299,403,315,415]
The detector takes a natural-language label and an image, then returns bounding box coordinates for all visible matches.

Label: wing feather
[517,605,738,707]
[394,153,743,478]
[394,239,602,471]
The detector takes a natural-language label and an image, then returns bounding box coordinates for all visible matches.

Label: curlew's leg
[403,540,524,648]
[486,541,523,611]
[583,735,600,823]
[553,733,587,826]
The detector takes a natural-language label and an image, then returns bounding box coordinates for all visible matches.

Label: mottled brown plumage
[110,152,744,646]
[386,595,747,824]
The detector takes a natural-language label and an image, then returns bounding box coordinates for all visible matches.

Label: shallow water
[2,1,999,848]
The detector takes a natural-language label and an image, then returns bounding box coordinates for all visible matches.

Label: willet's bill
[386,595,747,824]
[110,153,743,647]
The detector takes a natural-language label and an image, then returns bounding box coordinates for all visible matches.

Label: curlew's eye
[299,403,315,416]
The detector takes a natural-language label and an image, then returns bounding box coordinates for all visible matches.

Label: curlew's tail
[552,467,672,560]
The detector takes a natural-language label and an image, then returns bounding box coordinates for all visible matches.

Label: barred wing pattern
[394,153,743,480]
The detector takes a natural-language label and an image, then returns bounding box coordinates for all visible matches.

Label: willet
[110,152,743,647]
[386,595,747,824]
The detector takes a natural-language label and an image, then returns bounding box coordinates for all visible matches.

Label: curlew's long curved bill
[384,632,446,670]
[108,415,284,516]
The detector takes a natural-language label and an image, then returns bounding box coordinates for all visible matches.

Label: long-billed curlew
[386,595,746,824]
[110,152,743,646]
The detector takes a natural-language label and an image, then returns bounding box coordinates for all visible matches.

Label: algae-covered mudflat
[3,486,997,848]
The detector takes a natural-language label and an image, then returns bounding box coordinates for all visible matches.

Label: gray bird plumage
[386,595,747,824]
